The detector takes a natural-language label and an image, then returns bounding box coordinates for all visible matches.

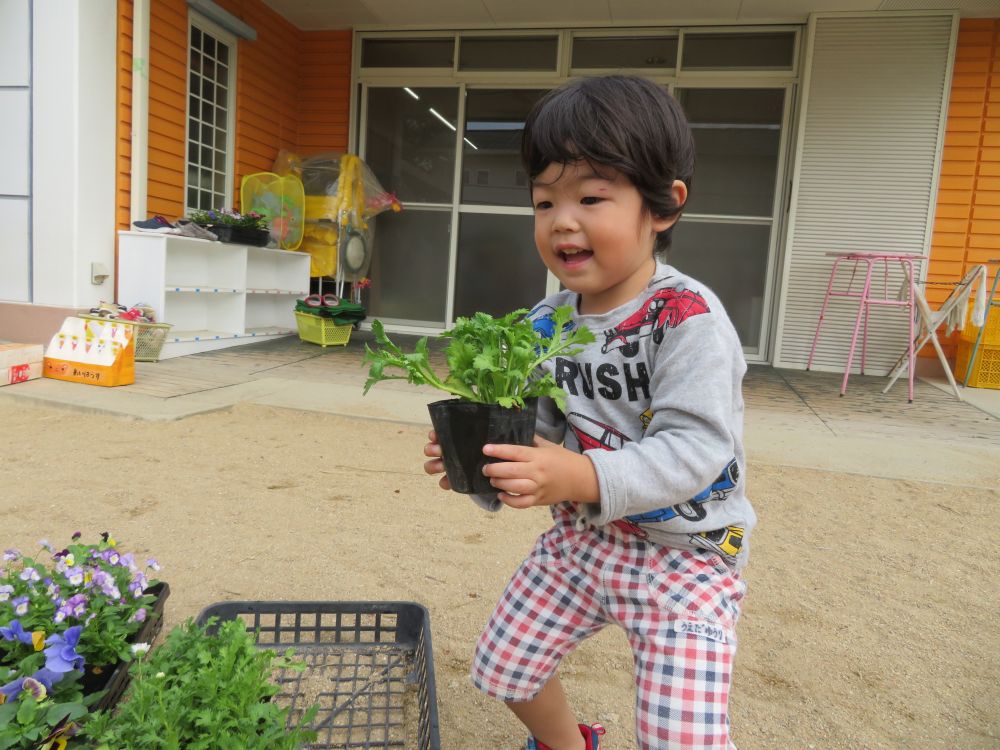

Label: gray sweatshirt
[474,261,756,569]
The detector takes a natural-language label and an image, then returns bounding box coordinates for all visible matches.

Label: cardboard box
[0,343,44,386]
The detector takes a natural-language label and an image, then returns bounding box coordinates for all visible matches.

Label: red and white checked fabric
[472,505,746,750]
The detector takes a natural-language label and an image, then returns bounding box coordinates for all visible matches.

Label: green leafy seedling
[363,306,593,409]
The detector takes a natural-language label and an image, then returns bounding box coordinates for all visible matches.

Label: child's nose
[551,205,579,232]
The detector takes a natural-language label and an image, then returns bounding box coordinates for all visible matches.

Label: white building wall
[31,0,117,308]
[0,0,32,303]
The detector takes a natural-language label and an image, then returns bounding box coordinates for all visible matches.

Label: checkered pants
[472,505,746,749]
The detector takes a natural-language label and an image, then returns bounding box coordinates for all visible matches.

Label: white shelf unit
[117,232,310,359]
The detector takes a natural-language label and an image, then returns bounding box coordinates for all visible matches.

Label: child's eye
[581,196,603,205]
[534,200,552,210]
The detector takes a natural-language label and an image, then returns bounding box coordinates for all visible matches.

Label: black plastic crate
[195,600,440,750]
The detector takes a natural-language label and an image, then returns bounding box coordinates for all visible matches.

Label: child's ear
[651,180,688,232]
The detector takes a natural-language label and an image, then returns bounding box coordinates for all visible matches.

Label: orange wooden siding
[115,0,352,227]
[299,30,353,155]
[928,17,1000,360]
[146,0,188,221]
[115,0,133,232]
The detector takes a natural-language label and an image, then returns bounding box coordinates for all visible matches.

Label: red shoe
[526,723,605,750]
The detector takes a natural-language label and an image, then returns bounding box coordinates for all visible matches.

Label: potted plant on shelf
[363,306,593,494]
[83,618,318,750]
[0,533,167,746]
[187,208,271,246]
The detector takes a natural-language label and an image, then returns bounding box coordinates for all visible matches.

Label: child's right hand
[422,430,452,491]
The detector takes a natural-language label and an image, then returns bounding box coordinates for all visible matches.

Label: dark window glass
[572,36,678,69]
[461,89,547,207]
[361,38,454,68]
[365,87,459,204]
[682,32,795,70]
[677,88,784,217]
[454,214,546,319]
[459,36,558,71]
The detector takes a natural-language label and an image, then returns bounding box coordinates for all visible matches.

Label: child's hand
[482,436,599,509]
[422,430,451,491]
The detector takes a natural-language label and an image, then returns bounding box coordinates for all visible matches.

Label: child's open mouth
[559,249,594,267]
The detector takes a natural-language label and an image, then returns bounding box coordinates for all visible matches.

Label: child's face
[531,161,681,315]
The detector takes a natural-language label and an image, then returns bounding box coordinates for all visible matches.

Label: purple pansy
[0,619,34,645]
[44,626,84,673]
[12,596,29,616]
[132,607,147,623]
[92,570,121,599]
[19,566,40,583]
[2,549,20,562]
[53,593,88,624]
[0,667,62,702]
[63,566,84,586]
[22,677,46,701]
[0,584,13,602]
[0,676,24,701]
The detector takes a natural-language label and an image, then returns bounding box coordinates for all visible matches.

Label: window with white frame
[185,17,236,212]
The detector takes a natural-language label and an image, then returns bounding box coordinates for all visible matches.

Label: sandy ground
[2,398,998,749]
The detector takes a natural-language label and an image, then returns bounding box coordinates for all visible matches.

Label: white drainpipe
[130,0,150,223]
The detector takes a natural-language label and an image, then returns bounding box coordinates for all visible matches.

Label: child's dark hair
[521,75,695,253]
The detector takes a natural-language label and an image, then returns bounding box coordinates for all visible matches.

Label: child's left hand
[482,437,600,508]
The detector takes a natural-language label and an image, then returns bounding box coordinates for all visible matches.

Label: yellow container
[960,305,1000,346]
[954,338,1000,389]
[295,311,352,347]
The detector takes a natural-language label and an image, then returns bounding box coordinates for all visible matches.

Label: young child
[424,75,756,750]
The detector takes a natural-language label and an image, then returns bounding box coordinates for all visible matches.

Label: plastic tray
[195,600,440,750]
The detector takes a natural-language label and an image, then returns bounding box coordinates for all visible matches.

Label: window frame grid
[185,12,237,215]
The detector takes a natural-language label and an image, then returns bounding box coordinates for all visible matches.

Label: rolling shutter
[774,13,957,374]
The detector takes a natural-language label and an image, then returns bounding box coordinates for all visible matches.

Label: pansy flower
[22,677,46,701]
[0,584,13,602]
[0,619,34,645]
[63,566,84,586]
[12,596,28,616]
[44,626,84,673]
[2,549,20,562]
[19,566,40,583]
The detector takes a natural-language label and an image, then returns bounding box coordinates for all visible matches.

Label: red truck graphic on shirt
[601,287,710,357]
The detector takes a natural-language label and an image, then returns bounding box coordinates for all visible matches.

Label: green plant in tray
[84,618,317,750]
[187,208,269,231]
[363,305,594,409]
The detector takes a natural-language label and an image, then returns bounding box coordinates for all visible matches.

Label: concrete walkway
[4,332,999,487]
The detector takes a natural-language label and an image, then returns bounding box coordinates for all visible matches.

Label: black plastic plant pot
[427,398,537,495]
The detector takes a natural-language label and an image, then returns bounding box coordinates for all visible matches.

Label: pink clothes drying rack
[807,251,919,402]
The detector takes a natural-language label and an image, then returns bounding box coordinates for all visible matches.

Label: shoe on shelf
[132,215,177,233]
[175,219,218,240]
[525,724,605,750]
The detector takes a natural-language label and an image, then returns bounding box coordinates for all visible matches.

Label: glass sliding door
[670,87,788,356]
[362,86,459,327]
[454,88,549,319]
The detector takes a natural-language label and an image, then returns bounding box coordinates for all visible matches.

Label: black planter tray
[202,225,270,246]
[195,600,440,750]
[85,581,170,711]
